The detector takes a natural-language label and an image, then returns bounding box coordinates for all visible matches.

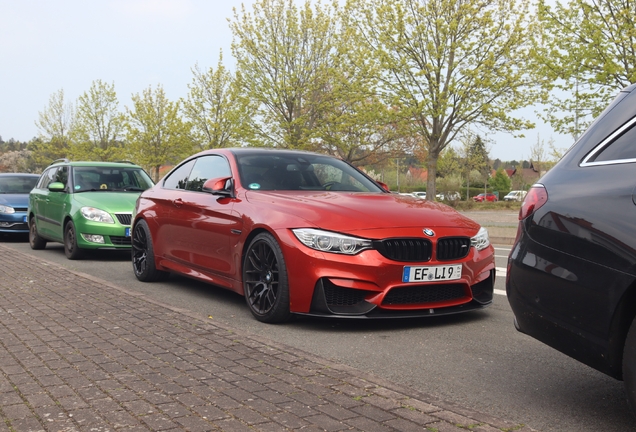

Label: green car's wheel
[132,219,169,282]
[64,220,84,260]
[29,216,46,250]
[243,232,291,323]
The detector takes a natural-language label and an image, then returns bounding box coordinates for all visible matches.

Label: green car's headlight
[0,205,15,214]
[81,207,114,224]
[292,228,372,255]
[471,227,490,251]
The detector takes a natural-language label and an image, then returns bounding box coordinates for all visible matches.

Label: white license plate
[125,227,131,237]
[402,264,462,283]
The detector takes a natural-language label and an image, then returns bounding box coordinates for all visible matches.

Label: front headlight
[471,227,490,251]
[0,205,15,214]
[292,228,372,255]
[81,207,114,224]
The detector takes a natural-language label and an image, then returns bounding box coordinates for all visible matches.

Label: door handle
[173,198,183,208]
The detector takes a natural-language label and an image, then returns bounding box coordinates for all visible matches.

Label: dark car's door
[159,155,243,282]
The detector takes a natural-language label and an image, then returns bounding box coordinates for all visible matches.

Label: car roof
[48,160,142,168]
[0,173,39,177]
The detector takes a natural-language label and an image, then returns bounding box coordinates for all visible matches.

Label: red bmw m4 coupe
[131,148,495,323]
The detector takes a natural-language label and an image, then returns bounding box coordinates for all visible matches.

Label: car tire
[624,316,636,415]
[29,216,46,250]
[131,219,169,282]
[243,232,291,323]
[64,221,84,260]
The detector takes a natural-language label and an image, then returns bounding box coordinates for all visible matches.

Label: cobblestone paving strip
[0,244,535,431]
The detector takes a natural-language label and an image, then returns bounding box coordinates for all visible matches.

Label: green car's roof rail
[49,158,70,166]
[47,159,140,167]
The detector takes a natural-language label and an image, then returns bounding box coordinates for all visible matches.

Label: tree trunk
[426,150,439,201]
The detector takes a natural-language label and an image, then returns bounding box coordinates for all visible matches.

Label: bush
[453,200,522,211]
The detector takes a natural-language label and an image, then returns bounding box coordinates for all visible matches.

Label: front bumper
[300,269,495,318]
[277,229,495,318]
[75,220,132,249]
[0,212,29,233]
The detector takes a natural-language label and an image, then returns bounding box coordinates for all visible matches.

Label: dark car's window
[163,159,195,190]
[591,119,636,163]
[236,152,383,192]
[186,155,232,192]
[36,167,59,189]
[72,167,154,192]
[0,175,38,194]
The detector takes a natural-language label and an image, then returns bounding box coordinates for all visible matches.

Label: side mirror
[202,176,233,197]
[48,182,66,192]
[376,181,390,192]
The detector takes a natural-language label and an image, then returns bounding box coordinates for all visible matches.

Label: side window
[593,121,636,163]
[54,166,69,186]
[36,167,58,189]
[163,160,195,190]
[186,156,232,192]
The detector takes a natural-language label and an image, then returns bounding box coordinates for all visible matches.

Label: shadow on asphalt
[162,272,490,333]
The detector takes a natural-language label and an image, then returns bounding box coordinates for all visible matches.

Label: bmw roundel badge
[423,228,435,237]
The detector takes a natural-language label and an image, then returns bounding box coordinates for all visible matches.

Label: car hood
[72,191,140,213]
[0,194,29,208]
[245,191,480,234]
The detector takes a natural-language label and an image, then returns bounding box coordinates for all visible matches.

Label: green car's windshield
[0,175,38,194]
[72,167,154,192]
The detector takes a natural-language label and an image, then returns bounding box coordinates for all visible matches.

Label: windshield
[236,152,384,192]
[0,175,38,194]
[72,167,154,192]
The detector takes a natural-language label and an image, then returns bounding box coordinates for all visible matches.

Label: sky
[0,0,571,163]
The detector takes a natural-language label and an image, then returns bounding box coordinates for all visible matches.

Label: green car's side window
[54,166,69,188]
[36,167,58,189]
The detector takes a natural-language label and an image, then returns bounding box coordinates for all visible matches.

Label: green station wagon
[28,159,154,259]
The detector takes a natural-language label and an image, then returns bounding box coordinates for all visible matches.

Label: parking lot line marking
[494,289,506,296]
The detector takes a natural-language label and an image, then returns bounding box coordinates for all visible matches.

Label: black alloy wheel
[131,219,169,282]
[243,232,290,323]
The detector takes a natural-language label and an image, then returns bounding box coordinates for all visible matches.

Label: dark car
[506,83,636,414]
[28,159,154,259]
[132,148,495,323]
[473,192,498,202]
[0,173,40,235]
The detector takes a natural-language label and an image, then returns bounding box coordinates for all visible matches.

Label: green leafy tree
[181,53,253,150]
[32,88,74,167]
[436,146,462,178]
[459,133,489,198]
[70,80,125,161]
[535,0,636,138]
[311,7,408,164]
[230,0,338,149]
[490,167,512,192]
[345,0,542,199]
[125,85,194,182]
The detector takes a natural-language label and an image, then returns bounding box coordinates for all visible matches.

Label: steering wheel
[323,181,341,190]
